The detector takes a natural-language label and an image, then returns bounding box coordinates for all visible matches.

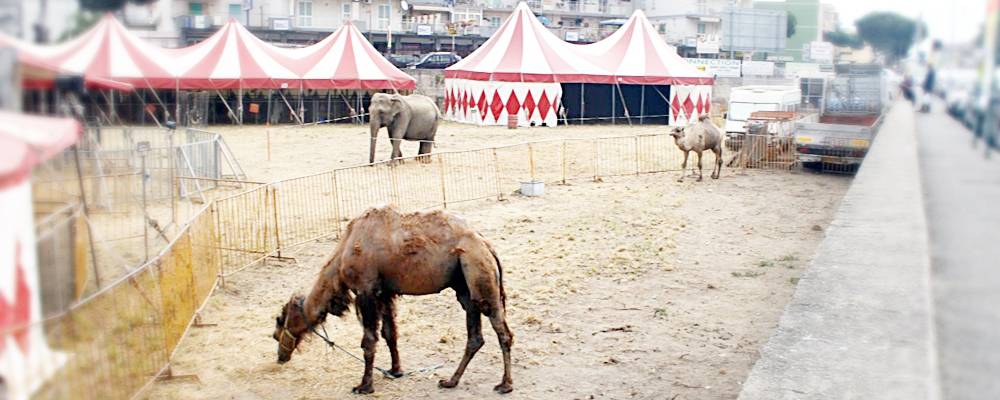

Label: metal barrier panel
[563,139,598,182]
[391,157,456,212]
[215,186,276,274]
[595,136,640,178]
[272,172,341,249]
[637,134,683,173]
[730,134,797,171]
[438,149,500,207]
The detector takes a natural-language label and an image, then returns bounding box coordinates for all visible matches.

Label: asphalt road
[916,103,1000,399]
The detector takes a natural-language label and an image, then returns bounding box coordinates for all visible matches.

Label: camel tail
[489,247,506,308]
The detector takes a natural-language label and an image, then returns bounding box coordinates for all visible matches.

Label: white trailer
[724,86,802,140]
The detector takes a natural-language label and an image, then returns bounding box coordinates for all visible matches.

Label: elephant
[369,93,441,164]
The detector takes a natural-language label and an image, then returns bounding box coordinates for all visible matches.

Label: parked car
[386,54,419,69]
[410,52,462,69]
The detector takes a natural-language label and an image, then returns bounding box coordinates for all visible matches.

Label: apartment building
[643,0,751,57]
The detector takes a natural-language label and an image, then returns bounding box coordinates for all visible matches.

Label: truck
[724,85,802,150]
[794,64,887,173]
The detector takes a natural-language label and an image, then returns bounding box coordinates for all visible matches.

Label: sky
[826,0,986,43]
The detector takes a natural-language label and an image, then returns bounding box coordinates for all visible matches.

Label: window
[658,24,665,34]
[697,23,706,34]
[298,1,313,27]
[377,4,390,30]
[490,16,501,27]
[342,3,352,22]
[189,2,203,15]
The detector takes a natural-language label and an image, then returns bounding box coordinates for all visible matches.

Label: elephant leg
[417,141,433,163]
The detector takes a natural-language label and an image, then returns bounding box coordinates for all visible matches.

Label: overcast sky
[827,0,986,43]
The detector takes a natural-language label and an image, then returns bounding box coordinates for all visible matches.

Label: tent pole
[216,89,239,124]
[135,91,163,128]
[109,90,117,124]
[579,83,584,124]
[175,80,181,126]
[615,82,632,126]
[326,90,331,122]
[298,82,305,125]
[611,84,615,125]
[238,86,244,125]
[277,89,304,125]
[640,85,645,125]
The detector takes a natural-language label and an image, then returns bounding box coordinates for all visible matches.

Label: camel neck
[303,255,352,324]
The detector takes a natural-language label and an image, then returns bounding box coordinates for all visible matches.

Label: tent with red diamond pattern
[0,111,79,400]
[444,3,714,127]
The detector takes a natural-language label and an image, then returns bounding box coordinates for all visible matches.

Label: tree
[855,12,918,61]
[786,13,797,38]
[824,29,863,49]
[79,0,157,12]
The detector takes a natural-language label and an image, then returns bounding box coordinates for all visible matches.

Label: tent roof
[27,14,174,89]
[580,10,713,85]
[278,23,416,90]
[1,34,135,91]
[445,2,608,83]
[164,19,300,90]
[446,3,713,85]
[0,111,81,190]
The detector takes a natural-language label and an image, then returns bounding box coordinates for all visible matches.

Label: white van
[725,86,802,135]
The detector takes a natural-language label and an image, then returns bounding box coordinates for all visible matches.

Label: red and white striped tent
[165,19,299,90]
[444,2,608,127]
[279,22,416,90]
[445,3,714,127]
[25,14,174,89]
[0,34,135,92]
[580,10,713,125]
[0,111,80,400]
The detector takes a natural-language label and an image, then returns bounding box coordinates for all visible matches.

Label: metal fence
[23,131,810,400]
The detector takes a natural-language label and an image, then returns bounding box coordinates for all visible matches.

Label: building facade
[754,0,821,62]
[642,0,752,58]
[172,0,634,55]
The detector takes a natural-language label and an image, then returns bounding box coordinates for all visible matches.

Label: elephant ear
[390,94,403,103]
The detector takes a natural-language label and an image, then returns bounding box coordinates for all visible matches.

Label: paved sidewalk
[739,102,939,399]
[916,104,1000,400]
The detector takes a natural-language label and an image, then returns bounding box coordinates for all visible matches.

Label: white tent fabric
[445,79,561,126]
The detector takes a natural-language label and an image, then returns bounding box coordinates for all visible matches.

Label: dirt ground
[144,121,850,400]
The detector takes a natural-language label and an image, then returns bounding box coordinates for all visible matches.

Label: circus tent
[278,22,416,91]
[0,34,134,91]
[21,15,174,89]
[444,3,714,126]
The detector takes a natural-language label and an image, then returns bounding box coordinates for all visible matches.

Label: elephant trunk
[369,117,379,164]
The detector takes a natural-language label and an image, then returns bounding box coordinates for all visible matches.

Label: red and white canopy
[445,2,607,83]
[280,23,416,90]
[1,34,135,91]
[165,19,300,90]
[580,10,713,85]
[26,14,174,88]
[0,111,81,190]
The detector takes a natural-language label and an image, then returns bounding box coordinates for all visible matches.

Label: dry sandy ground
[145,155,850,399]
[213,121,672,183]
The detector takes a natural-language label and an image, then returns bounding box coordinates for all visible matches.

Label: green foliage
[59,11,100,42]
[786,13,797,38]
[855,12,918,61]
[824,29,863,49]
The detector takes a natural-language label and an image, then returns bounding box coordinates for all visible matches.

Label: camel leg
[380,295,403,378]
[417,141,433,164]
[713,148,722,179]
[486,309,514,393]
[696,151,704,182]
[439,293,484,389]
[353,293,381,394]
[678,151,689,182]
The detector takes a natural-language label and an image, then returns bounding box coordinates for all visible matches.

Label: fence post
[214,201,225,288]
[270,185,282,258]
[438,154,448,208]
[528,143,536,182]
[561,140,567,185]
[331,170,343,239]
[492,148,504,201]
[634,135,640,175]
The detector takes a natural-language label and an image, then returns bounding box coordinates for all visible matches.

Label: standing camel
[670,115,723,182]
[273,205,513,395]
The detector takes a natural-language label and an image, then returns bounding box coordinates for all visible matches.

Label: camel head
[670,126,686,140]
[273,294,309,364]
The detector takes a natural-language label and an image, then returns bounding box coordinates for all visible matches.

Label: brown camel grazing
[670,115,723,182]
[273,205,513,395]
